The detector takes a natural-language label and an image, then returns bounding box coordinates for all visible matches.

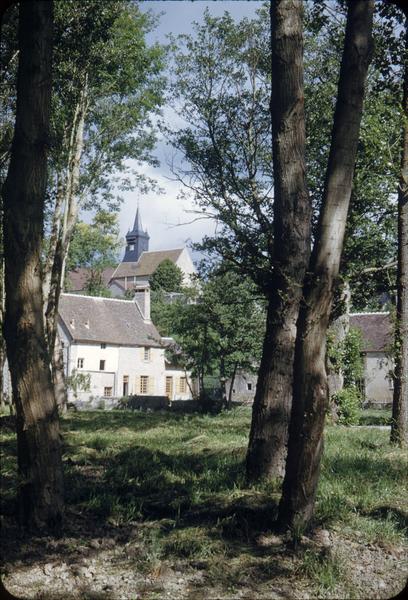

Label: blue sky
[116,1,263,258]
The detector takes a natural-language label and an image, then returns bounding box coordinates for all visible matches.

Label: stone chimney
[134,281,151,323]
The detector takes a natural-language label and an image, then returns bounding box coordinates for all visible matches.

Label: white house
[226,312,394,408]
[58,284,192,404]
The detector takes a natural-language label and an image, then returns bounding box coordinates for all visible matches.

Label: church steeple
[123,207,150,262]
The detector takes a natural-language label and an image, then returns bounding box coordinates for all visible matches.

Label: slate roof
[66,267,115,292]
[349,312,392,353]
[59,294,162,347]
[110,248,184,280]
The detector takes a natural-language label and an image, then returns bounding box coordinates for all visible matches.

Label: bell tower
[123,207,149,262]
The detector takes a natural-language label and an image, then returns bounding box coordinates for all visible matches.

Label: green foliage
[152,265,265,400]
[50,0,165,208]
[333,387,362,426]
[150,259,183,293]
[171,5,401,308]
[66,210,120,296]
[67,210,121,271]
[170,7,273,292]
[327,326,364,388]
[66,369,91,399]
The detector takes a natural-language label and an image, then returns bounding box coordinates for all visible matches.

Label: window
[100,360,105,371]
[179,377,187,394]
[165,376,173,398]
[77,358,84,369]
[140,376,149,394]
[247,382,253,391]
[143,347,151,361]
[123,375,129,397]
[104,387,112,397]
[101,343,106,349]
[129,244,134,251]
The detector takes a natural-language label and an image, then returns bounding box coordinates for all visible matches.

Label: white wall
[164,367,194,400]
[175,248,196,286]
[364,352,393,405]
[117,346,166,397]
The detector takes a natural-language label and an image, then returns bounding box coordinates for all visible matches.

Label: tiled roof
[59,294,162,347]
[110,248,184,280]
[66,267,115,292]
[349,312,392,353]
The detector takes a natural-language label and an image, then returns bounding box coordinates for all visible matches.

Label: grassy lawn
[1,407,407,599]
[358,407,392,426]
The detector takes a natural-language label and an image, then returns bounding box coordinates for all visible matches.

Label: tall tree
[278,0,374,531]
[66,210,121,296]
[153,267,264,408]
[391,17,408,447]
[43,1,164,406]
[2,0,64,530]
[246,0,311,480]
[171,3,310,477]
[150,259,184,293]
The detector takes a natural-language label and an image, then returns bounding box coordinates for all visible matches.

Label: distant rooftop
[349,312,392,353]
[59,293,162,347]
[111,248,184,279]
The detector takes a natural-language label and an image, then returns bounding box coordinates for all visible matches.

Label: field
[1,407,407,599]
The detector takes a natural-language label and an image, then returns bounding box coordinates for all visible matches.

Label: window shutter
[140,347,144,361]
[136,375,140,394]
[176,377,180,394]
[149,376,155,394]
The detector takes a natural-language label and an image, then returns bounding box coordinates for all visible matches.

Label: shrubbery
[333,386,362,425]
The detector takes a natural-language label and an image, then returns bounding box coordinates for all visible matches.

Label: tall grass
[1,406,406,597]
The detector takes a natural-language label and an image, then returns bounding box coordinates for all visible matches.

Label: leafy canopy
[150,259,184,293]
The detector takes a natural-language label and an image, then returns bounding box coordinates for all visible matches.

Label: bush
[333,387,361,425]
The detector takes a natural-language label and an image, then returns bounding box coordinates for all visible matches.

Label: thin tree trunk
[2,0,64,531]
[227,362,238,409]
[279,0,374,532]
[0,196,5,411]
[246,0,311,481]
[53,332,67,413]
[44,81,88,411]
[45,81,88,354]
[391,18,408,447]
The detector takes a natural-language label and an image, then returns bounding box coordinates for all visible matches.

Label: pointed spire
[133,206,143,233]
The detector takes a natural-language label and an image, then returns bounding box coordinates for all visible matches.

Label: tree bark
[0,196,5,410]
[2,0,64,531]
[278,0,374,532]
[227,362,238,409]
[45,81,88,356]
[44,80,88,412]
[391,18,408,447]
[246,0,311,481]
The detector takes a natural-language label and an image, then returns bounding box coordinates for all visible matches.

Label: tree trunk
[391,18,408,447]
[0,196,5,411]
[2,0,64,531]
[45,82,88,355]
[53,332,67,413]
[246,0,311,481]
[227,362,238,409]
[327,281,351,419]
[278,0,374,532]
[44,81,88,413]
